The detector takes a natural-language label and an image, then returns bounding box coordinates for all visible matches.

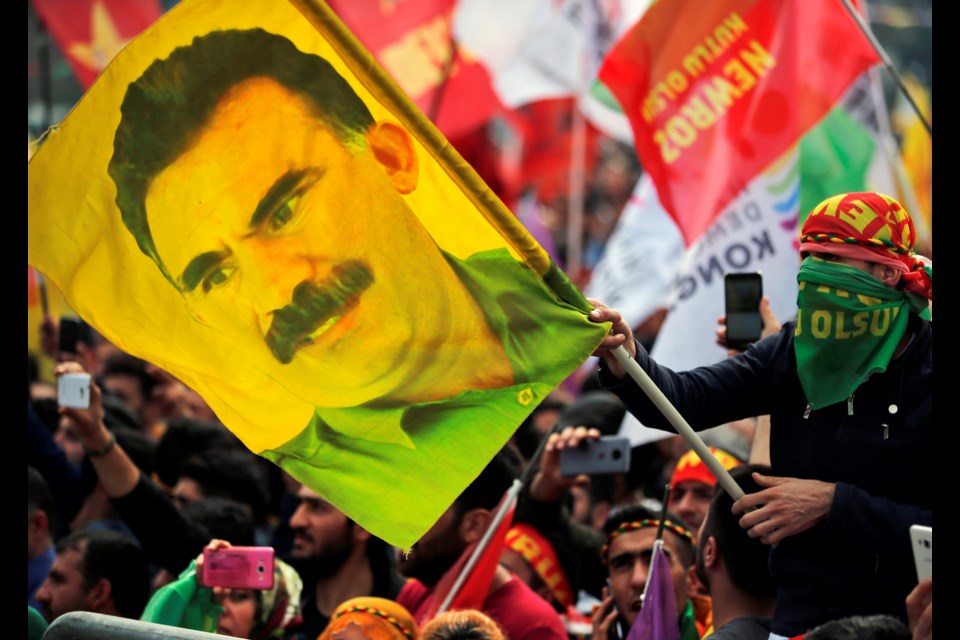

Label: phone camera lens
[611,450,622,460]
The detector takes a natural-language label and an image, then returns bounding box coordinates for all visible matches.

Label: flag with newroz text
[614,72,913,443]
[27,0,608,550]
[598,0,882,247]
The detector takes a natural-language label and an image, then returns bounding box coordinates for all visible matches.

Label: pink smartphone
[201,546,275,591]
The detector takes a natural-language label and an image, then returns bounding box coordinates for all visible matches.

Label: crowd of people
[28,183,931,638]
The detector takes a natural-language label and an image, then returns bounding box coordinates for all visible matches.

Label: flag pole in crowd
[436,478,523,616]
[628,484,681,640]
[432,410,577,617]
[841,0,932,136]
[613,346,744,501]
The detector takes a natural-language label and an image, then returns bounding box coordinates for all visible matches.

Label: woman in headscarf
[141,539,304,639]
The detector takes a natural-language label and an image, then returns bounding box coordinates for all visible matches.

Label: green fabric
[798,105,876,229]
[679,599,702,640]
[140,559,222,634]
[27,606,47,640]
[794,257,924,409]
[263,248,608,551]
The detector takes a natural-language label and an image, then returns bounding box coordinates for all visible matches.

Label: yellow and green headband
[601,518,696,560]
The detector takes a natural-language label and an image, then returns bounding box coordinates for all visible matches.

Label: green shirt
[263,248,607,548]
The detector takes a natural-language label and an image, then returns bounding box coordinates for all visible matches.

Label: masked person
[588,192,932,639]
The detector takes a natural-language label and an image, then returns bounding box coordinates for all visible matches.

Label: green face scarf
[794,257,926,410]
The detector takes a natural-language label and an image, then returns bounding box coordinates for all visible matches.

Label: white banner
[585,173,684,330]
[453,0,649,108]
[618,152,801,445]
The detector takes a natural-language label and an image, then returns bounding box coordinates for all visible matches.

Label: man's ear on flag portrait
[367,121,420,194]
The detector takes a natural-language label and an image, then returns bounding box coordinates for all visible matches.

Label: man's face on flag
[145,77,436,408]
[606,528,690,627]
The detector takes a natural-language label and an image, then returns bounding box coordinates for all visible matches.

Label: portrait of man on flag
[28,0,608,550]
[108,27,543,448]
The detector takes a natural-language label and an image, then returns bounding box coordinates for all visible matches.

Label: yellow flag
[27,0,608,550]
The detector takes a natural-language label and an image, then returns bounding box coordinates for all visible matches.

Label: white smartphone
[58,372,92,409]
[909,524,932,582]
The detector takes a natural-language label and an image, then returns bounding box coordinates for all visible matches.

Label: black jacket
[599,315,933,636]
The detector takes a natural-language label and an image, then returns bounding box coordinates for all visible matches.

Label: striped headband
[601,519,696,560]
[332,605,416,639]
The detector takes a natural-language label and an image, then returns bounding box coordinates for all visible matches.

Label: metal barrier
[42,611,244,640]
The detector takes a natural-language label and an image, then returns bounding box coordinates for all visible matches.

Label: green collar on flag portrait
[261,248,607,550]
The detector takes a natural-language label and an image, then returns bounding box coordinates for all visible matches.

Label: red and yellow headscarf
[799,192,932,300]
[670,447,743,492]
[504,524,575,608]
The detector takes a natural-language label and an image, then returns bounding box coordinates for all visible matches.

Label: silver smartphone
[909,524,932,582]
[58,372,91,409]
[559,436,631,477]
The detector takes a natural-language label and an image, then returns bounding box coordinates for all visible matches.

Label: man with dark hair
[802,614,911,640]
[28,466,57,611]
[107,26,585,451]
[172,449,271,527]
[695,464,777,639]
[99,352,157,427]
[398,445,567,639]
[591,503,700,640]
[153,417,246,490]
[284,483,404,639]
[35,528,150,623]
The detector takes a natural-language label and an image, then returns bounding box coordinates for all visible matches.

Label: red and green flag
[598,0,881,246]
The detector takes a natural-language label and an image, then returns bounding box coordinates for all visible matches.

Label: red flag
[326,0,503,139]
[30,0,162,89]
[419,486,518,623]
[501,98,603,203]
[598,0,881,246]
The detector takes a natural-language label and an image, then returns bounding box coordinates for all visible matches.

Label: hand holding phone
[724,272,764,351]
[201,546,276,591]
[910,524,932,582]
[58,372,92,409]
